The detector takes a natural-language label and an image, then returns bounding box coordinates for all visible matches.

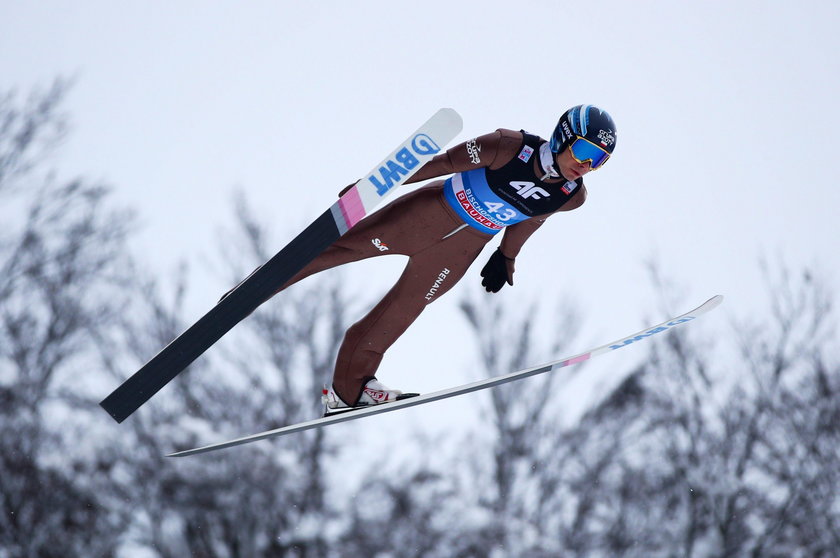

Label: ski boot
[322,378,419,416]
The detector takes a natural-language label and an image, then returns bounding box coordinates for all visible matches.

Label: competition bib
[443,169,530,234]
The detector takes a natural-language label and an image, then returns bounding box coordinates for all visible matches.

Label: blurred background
[1,2,838,556]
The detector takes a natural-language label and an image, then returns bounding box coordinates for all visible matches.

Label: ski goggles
[569,136,611,170]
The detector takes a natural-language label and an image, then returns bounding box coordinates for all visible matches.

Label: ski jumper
[279,129,587,405]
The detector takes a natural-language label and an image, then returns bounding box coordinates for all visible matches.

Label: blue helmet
[550,105,617,158]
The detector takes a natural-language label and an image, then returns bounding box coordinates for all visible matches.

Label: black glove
[480,248,515,293]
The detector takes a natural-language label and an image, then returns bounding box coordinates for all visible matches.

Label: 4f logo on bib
[510,181,550,200]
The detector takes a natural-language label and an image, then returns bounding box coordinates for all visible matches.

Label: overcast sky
[3,1,839,441]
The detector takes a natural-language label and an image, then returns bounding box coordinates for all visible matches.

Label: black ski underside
[99,210,340,423]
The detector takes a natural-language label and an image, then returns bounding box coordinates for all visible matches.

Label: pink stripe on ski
[338,186,367,229]
[562,354,591,366]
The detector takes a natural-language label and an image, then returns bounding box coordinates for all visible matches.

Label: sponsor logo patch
[510,181,550,200]
[561,120,573,140]
[597,129,615,146]
[424,268,451,301]
[455,191,504,230]
[561,181,578,195]
[517,145,534,163]
[608,317,694,350]
[364,386,390,402]
[466,138,481,164]
[371,238,389,252]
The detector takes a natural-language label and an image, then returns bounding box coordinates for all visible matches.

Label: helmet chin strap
[538,142,561,181]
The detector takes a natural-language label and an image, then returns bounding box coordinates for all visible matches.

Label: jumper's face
[555,146,592,181]
[555,135,612,180]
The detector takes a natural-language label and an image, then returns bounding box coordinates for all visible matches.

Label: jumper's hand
[480,248,515,293]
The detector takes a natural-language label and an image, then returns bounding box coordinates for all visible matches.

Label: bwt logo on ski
[608,317,695,350]
[368,133,442,195]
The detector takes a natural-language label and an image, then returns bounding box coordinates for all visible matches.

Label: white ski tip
[433,107,463,132]
[700,294,724,312]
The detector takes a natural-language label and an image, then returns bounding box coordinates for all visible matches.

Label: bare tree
[456,291,582,555]
[0,80,355,558]
[721,262,839,557]
[0,80,67,190]
[336,290,582,557]
[340,259,839,558]
[6,79,837,558]
[337,467,458,558]
[0,81,134,557]
[531,261,840,558]
[94,193,353,557]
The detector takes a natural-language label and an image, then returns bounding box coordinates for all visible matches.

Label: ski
[100,108,464,423]
[168,295,723,457]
